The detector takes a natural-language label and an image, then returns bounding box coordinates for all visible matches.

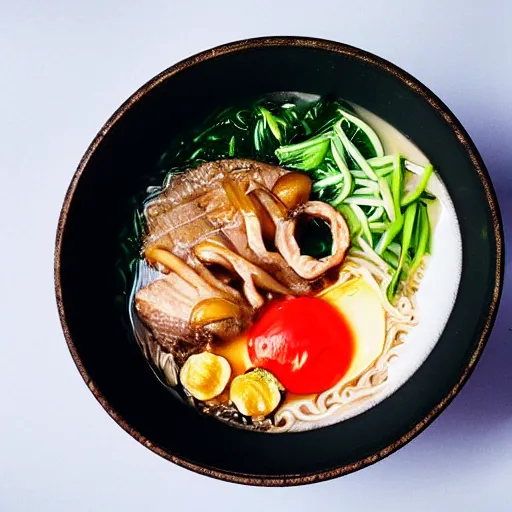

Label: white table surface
[1,1,511,510]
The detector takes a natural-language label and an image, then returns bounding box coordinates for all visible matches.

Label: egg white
[318,276,386,386]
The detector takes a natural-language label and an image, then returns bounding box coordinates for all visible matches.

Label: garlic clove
[180,352,231,401]
[230,368,282,418]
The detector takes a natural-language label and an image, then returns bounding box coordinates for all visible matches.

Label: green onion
[368,155,394,169]
[425,210,432,254]
[350,170,368,179]
[391,155,404,219]
[387,242,402,258]
[353,187,377,196]
[330,133,349,170]
[382,251,399,269]
[344,196,384,207]
[375,166,394,178]
[254,119,262,152]
[387,203,418,300]
[409,204,430,276]
[336,204,361,240]
[401,164,434,207]
[369,222,387,232]
[189,147,203,160]
[228,136,235,156]
[312,174,344,190]
[404,160,426,175]
[259,106,282,143]
[368,206,385,222]
[193,120,224,143]
[301,120,313,135]
[354,178,379,191]
[336,105,385,157]
[329,137,353,204]
[375,215,405,255]
[333,122,378,180]
[410,209,421,255]
[378,177,395,222]
[350,204,373,246]
[354,167,392,179]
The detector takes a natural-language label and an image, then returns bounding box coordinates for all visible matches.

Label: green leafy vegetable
[275,133,331,170]
[119,94,438,308]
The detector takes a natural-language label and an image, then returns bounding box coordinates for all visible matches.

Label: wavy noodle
[273,249,426,432]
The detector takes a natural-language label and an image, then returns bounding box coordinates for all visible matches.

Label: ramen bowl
[55,36,503,485]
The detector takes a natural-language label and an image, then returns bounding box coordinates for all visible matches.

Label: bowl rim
[54,35,504,486]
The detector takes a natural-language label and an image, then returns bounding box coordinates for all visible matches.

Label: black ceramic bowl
[55,36,503,486]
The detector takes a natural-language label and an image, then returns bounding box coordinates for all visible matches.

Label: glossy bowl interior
[55,37,503,486]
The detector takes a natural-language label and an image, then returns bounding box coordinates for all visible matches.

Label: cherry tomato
[247,296,354,394]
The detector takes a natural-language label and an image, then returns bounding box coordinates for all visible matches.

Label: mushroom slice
[251,187,288,223]
[223,182,314,295]
[187,254,243,304]
[275,201,350,280]
[137,248,252,349]
[222,178,269,259]
[194,240,290,308]
[247,190,276,242]
[145,247,211,290]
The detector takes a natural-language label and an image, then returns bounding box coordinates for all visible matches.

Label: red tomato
[247,296,354,394]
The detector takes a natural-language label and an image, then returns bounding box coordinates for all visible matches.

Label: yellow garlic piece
[230,369,282,418]
[180,352,231,401]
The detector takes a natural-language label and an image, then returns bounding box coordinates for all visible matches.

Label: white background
[1,1,511,510]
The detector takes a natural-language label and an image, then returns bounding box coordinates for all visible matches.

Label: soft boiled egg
[211,274,385,395]
[317,275,386,386]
